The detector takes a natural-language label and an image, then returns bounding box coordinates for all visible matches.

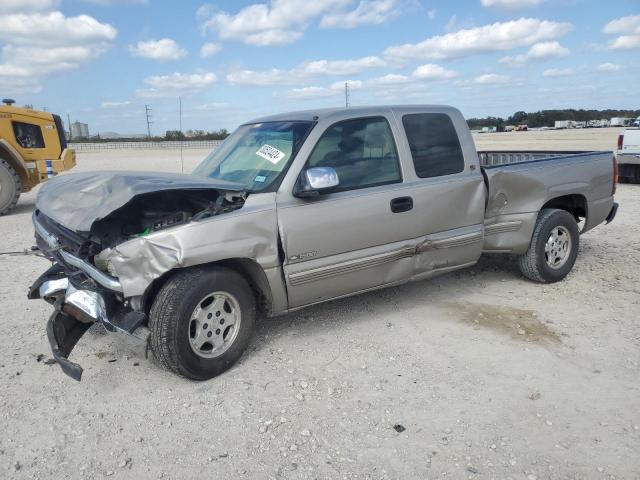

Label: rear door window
[12,122,45,149]
[306,116,402,192]
[402,113,465,178]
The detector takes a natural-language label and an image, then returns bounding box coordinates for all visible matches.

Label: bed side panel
[483,152,614,253]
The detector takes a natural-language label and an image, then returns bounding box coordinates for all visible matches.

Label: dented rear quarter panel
[483,152,615,254]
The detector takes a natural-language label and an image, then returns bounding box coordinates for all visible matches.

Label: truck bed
[479,150,615,254]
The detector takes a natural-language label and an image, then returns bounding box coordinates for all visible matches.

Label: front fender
[107,193,280,298]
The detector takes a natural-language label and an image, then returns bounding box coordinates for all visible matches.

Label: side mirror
[294,167,340,198]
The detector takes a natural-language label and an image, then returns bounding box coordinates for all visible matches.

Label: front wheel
[149,266,256,380]
[518,208,580,283]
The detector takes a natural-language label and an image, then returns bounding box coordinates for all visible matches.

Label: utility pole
[344,82,350,108]
[67,113,73,141]
[145,104,153,138]
[179,96,184,174]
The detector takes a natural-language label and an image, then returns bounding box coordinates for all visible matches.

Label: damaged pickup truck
[28,105,619,381]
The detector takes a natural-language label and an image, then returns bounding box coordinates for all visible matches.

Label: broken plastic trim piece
[46,311,91,381]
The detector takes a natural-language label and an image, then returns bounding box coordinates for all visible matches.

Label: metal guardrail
[69,140,223,151]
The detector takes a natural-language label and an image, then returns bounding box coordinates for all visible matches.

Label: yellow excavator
[0,99,76,215]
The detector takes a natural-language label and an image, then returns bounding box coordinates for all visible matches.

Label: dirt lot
[1,129,639,480]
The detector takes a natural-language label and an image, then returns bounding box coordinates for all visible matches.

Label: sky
[0,0,638,136]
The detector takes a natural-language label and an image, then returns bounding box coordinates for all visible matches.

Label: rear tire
[149,266,256,380]
[0,158,21,216]
[518,208,579,283]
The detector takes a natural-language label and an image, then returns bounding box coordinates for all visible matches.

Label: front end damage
[28,222,148,381]
[28,171,248,380]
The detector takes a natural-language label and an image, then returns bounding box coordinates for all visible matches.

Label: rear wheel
[0,158,21,215]
[149,266,256,380]
[518,208,580,283]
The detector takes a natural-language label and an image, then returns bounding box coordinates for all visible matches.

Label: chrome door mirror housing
[294,167,340,197]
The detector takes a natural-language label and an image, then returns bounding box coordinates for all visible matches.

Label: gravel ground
[1,130,639,480]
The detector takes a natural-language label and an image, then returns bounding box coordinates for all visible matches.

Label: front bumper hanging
[29,264,148,381]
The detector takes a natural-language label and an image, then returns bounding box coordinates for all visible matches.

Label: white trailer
[554,120,572,129]
[611,117,632,127]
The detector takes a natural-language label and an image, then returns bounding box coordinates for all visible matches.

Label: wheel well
[142,259,273,318]
[541,194,587,223]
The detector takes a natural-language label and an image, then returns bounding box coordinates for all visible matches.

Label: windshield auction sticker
[256,144,286,164]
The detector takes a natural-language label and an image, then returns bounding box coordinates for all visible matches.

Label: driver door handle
[390,196,413,213]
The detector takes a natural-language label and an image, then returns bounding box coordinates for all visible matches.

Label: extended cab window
[12,121,45,149]
[307,117,401,192]
[402,113,465,178]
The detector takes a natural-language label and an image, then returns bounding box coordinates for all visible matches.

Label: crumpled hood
[36,171,244,233]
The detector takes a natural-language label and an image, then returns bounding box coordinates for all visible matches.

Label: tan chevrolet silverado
[28,105,618,380]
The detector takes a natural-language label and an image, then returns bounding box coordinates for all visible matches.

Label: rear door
[397,111,486,276]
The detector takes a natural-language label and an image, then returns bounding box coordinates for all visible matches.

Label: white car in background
[617,127,640,183]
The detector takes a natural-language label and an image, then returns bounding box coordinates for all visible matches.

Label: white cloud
[101,101,131,108]
[194,102,231,111]
[299,56,387,76]
[412,63,458,80]
[199,0,348,46]
[608,35,640,50]
[603,15,640,50]
[383,18,572,62]
[427,9,436,20]
[543,68,575,77]
[199,0,399,46]
[136,72,217,98]
[200,42,222,58]
[286,79,363,99]
[283,63,456,99]
[287,86,344,99]
[319,0,400,29]
[603,15,640,35]
[0,45,109,77]
[0,12,117,46]
[0,11,116,93]
[499,41,569,65]
[227,55,387,86]
[129,38,187,61]
[596,63,621,72]
[481,0,543,8]
[82,0,149,5]
[0,0,59,12]
[473,73,510,84]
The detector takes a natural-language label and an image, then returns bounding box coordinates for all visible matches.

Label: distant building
[71,121,89,139]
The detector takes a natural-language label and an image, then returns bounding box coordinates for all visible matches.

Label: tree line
[80,129,231,142]
[467,109,640,129]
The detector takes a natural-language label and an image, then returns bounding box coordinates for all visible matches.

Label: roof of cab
[245,104,461,125]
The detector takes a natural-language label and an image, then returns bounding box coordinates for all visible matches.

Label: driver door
[277,116,417,308]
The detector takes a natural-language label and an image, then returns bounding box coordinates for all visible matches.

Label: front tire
[518,208,580,283]
[149,266,256,380]
[0,158,21,216]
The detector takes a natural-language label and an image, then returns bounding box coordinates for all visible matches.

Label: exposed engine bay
[88,189,246,252]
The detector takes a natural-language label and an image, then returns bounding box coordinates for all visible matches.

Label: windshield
[193,121,314,192]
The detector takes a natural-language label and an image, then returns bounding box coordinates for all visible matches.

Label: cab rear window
[12,122,45,149]
[402,113,464,178]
